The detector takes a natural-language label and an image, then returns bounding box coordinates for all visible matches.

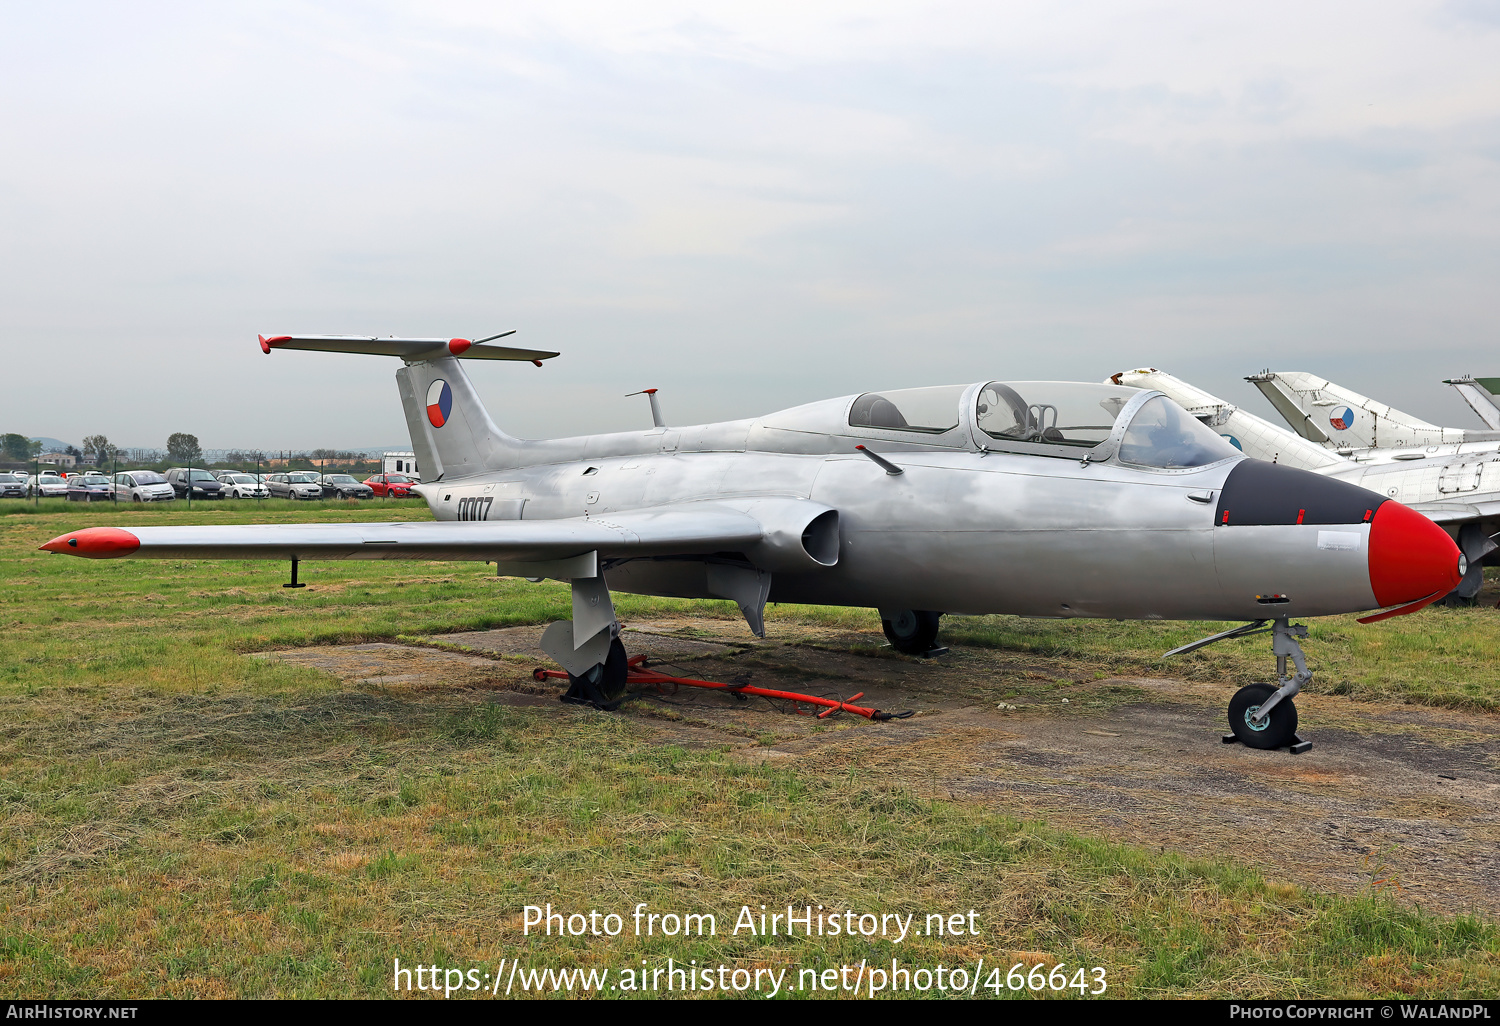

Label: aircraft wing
[1408,499,1500,524]
[41,506,764,568]
[258,333,559,363]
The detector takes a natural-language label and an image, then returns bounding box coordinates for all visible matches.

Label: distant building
[383,451,419,478]
[38,452,77,468]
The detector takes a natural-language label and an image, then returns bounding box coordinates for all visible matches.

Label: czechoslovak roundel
[426,379,453,428]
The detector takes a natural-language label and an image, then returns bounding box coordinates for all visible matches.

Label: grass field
[2,499,1498,998]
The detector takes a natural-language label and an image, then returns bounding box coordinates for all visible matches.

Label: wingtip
[259,334,291,355]
[40,527,140,557]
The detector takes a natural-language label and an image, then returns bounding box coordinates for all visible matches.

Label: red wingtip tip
[259,334,291,354]
[449,338,472,355]
[40,527,140,558]
[532,359,542,367]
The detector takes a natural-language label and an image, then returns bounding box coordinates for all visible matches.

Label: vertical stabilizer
[1444,376,1500,431]
[1109,368,1343,472]
[394,356,526,480]
[1244,371,1461,450]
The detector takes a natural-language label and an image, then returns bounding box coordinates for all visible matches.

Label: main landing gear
[1163,617,1313,754]
[879,609,946,656]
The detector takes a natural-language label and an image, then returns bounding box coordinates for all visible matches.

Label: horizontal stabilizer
[259,333,559,364]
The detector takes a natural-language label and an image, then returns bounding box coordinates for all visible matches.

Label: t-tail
[258,333,558,481]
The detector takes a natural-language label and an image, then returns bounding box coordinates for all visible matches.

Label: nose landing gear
[1163,617,1313,754]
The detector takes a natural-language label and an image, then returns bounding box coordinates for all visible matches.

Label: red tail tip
[448,338,472,355]
[40,527,140,558]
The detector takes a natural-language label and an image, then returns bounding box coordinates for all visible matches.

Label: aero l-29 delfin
[42,335,1465,752]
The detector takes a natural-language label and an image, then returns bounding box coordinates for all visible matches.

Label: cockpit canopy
[845,381,1241,469]
[848,385,966,434]
[976,381,1130,449]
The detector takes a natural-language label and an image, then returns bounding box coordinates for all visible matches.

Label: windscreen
[132,472,165,484]
[977,382,1137,449]
[1118,396,1243,469]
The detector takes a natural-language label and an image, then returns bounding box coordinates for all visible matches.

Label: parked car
[0,473,27,498]
[266,472,323,500]
[165,468,225,500]
[66,473,116,502]
[363,473,417,497]
[28,473,68,498]
[218,473,270,499]
[113,470,175,503]
[319,474,374,499]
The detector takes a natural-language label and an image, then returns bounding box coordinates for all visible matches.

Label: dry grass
[2,504,1498,998]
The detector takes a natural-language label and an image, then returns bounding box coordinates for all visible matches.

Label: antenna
[625,389,666,429]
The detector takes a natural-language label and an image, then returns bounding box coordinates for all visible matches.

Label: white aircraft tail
[1244,371,1459,450]
[259,333,559,481]
[1444,376,1500,430]
[1108,368,1343,472]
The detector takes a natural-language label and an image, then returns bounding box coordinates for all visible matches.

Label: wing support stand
[283,559,306,589]
[1163,617,1313,754]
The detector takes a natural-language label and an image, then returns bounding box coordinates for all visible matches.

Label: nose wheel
[1164,617,1314,754]
[1227,682,1299,749]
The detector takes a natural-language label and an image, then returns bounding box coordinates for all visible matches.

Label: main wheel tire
[1228,683,1298,750]
[564,637,630,711]
[881,609,942,655]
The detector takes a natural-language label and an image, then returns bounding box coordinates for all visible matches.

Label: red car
[364,473,418,497]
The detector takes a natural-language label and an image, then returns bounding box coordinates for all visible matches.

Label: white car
[266,472,324,500]
[28,473,68,498]
[113,471,176,503]
[219,473,270,499]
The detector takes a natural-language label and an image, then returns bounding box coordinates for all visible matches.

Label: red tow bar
[532,654,912,721]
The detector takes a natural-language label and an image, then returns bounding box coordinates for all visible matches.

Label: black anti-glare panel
[1214,459,1387,527]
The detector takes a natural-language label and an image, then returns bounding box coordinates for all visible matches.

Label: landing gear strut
[1163,617,1313,754]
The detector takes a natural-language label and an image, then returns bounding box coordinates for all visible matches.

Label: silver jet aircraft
[42,335,1465,752]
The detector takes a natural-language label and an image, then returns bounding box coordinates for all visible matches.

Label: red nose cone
[40,527,140,558]
[1368,502,1462,606]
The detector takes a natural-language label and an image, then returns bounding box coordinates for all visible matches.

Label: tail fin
[1244,371,1456,450]
[1108,368,1343,472]
[259,333,558,481]
[1444,376,1500,430]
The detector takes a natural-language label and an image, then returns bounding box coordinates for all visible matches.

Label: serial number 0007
[1002,964,1106,995]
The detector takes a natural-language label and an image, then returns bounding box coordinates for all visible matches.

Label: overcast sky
[4,1,1499,450]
